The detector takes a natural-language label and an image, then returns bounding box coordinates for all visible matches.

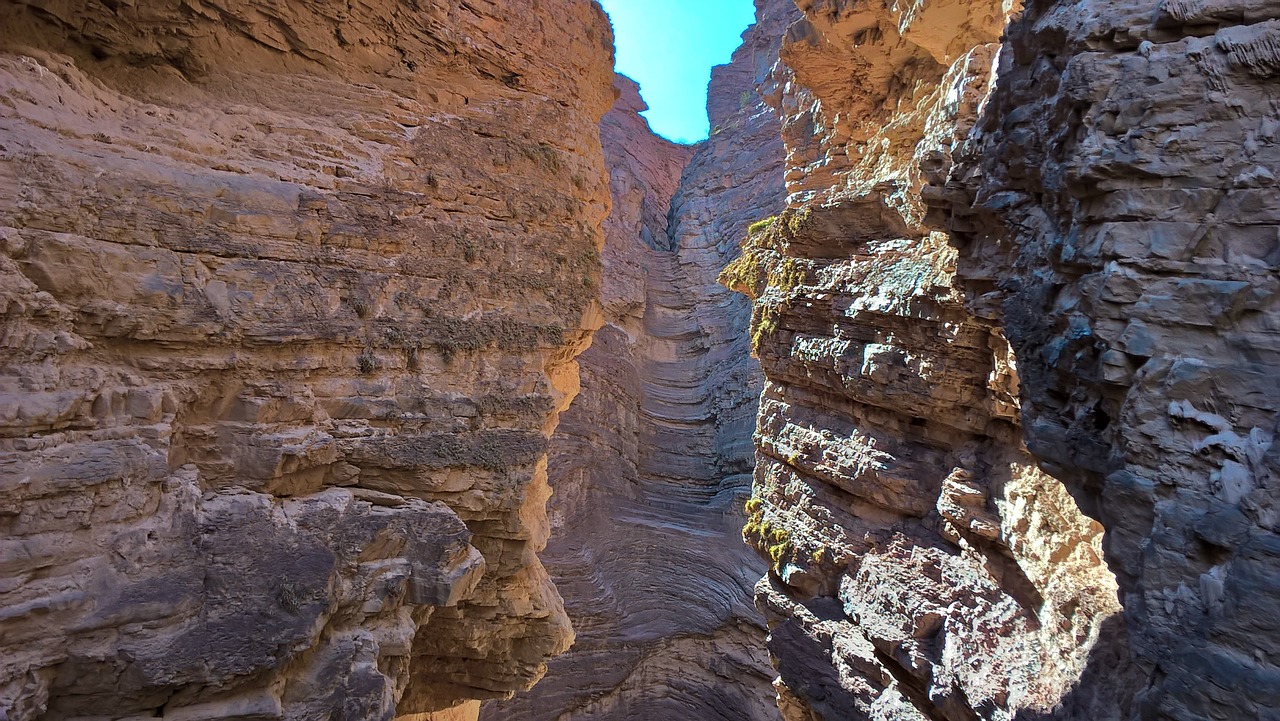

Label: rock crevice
[485,1,799,716]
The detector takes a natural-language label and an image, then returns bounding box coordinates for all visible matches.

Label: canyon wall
[728,0,1121,718]
[484,2,798,717]
[942,0,1280,717]
[4,1,1276,720]
[733,0,1279,719]
[0,2,614,719]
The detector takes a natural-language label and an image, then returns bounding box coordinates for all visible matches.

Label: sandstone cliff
[0,2,613,719]
[484,1,796,714]
[731,0,1280,719]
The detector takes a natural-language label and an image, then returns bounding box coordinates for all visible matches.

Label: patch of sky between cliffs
[599,0,757,144]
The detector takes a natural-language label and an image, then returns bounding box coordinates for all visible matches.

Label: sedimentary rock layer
[726,0,1127,718]
[0,2,613,718]
[941,0,1280,716]
[483,2,796,716]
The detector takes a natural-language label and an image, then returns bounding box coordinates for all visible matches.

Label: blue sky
[599,0,757,144]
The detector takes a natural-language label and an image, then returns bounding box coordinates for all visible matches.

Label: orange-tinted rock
[0,1,613,718]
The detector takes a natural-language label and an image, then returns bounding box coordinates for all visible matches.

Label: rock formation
[725,0,1125,717]
[943,0,1280,716]
[0,2,614,719]
[5,0,1278,720]
[484,1,798,716]
[730,0,1280,719]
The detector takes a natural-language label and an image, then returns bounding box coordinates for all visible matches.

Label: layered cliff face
[733,0,1280,719]
[941,0,1280,717]
[725,1,1128,718]
[484,2,796,716]
[0,2,613,719]
[6,1,1275,720]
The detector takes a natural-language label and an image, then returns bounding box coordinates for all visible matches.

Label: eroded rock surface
[733,0,1280,719]
[0,2,613,718]
[941,0,1280,717]
[483,2,796,716]
[725,0,1126,718]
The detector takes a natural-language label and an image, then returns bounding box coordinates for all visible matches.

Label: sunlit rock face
[0,2,614,719]
[482,2,797,718]
[725,0,1129,718]
[940,0,1280,717]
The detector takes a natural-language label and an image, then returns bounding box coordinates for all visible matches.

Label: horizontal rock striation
[726,0,1128,718]
[0,2,613,719]
[940,0,1280,716]
[484,2,796,716]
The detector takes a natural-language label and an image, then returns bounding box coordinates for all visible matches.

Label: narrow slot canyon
[1,1,1278,721]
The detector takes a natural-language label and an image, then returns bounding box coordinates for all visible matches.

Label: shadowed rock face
[941,0,1280,717]
[482,2,798,718]
[0,2,614,719]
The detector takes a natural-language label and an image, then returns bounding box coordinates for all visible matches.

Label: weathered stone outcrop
[483,2,797,717]
[0,2,613,719]
[940,0,1280,717]
[725,1,1127,718]
[733,0,1280,719]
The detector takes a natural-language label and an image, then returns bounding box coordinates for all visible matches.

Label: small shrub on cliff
[519,142,562,172]
[357,349,377,374]
[721,213,816,357]
[719,247,769,299]
[786,207,812,236]
[459,237,480,263]
[742,494,798,570]
[750,302,785,356]
[742,498,764,541]
[277,581,308,613]
[720,216,804,299]
[383,327,406,345]
[349,295,373,318]
[765,525,792,568]
[746,517,791,569]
